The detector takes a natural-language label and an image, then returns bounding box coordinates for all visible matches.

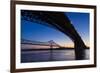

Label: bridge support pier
[74,40,86,60]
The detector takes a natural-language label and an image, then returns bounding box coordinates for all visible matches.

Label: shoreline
[21,47,89,51]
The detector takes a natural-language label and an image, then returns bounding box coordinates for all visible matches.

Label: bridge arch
[21,10,87,60]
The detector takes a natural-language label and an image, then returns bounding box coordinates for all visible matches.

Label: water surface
[21,49,89,63]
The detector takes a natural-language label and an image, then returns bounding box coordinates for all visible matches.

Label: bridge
[21,39,61,48]
[21,10,87,60]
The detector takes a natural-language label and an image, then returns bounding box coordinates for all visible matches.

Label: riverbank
[21,47,89,51]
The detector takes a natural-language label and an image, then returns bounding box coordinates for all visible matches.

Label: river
[21,49,89,63]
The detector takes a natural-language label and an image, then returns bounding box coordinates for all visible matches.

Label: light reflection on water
[21,49,89,63]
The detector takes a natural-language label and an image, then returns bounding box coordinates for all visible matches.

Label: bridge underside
[21,10,87,60]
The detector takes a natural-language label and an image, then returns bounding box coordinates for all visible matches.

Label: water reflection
[21,49,89,63]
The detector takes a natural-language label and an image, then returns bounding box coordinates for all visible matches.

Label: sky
[21,11,90,48]
[65,12,90,47]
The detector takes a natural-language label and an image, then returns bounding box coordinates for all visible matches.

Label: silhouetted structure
[21,10,87,60]
[21,39,61,48]
[21,39,60,61]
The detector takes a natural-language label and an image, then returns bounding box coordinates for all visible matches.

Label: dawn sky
[21,11,90,47]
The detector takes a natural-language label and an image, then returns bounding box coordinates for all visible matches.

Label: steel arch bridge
[21,39,61,48]
[21,10,87,60]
